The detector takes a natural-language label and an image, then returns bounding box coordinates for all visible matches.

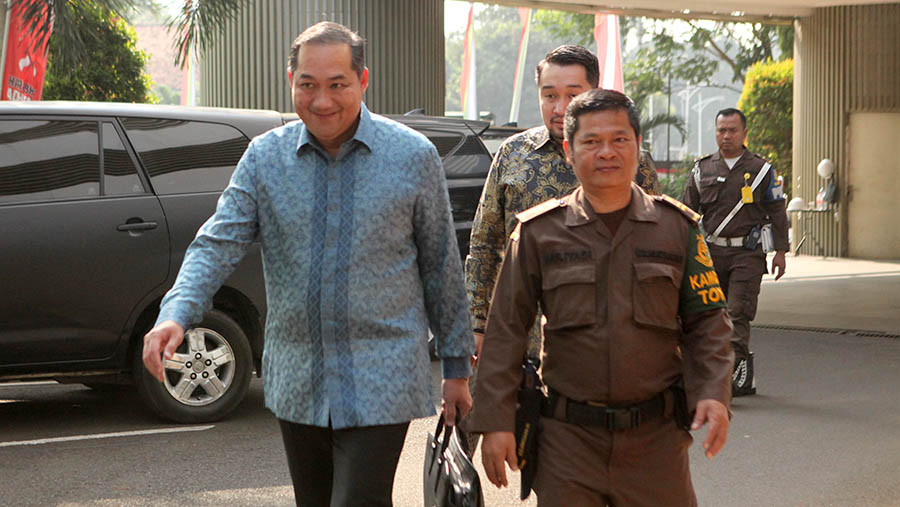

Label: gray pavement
[691,326,900,505]
[756,253,900,334]
[402,253,900,506]
[3,253,899,506]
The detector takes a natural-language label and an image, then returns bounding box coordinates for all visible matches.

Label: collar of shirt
[712,146,749,166]
[531,125,565,156]
[564,184,659,227]
[295,102,376,161]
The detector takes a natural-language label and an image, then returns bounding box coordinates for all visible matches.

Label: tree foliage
[738,59,794,195]
[43,5,155,103]
[533,12,792,89]
[530,10,793,165]
[11,0,245,68]
[447,6,683,133]
[623,47,686,147]
[657,156,695,200]
[446,6,587,127]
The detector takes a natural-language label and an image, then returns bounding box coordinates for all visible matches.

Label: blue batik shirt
[156,104,474,428]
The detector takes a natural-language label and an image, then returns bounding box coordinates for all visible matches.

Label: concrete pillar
[793,4,900,257]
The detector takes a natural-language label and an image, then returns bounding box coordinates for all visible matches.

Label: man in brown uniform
[681,108,788,396]
[468,89,733,506]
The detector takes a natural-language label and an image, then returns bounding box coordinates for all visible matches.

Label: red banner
[2,1,53,101]
[593,14,624,93]
[459,3,477,120]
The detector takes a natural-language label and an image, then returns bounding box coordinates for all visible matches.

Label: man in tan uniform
[468,89,733,506]
[681,108,789,396]
[466,45,659,363]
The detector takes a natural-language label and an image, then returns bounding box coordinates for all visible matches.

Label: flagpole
[460,3,478,120]
[1,1,11,95]
[508,8,531,125]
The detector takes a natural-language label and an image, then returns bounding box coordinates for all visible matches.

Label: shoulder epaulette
[752,151,772,164]
[697,153,713,162]
[655,195,701,224]
[515,198,566,223]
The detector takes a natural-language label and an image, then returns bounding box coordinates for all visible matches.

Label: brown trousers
[533,416,696,507]
[709,244,766,360]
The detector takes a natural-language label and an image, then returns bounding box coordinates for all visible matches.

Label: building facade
[196,0,900,259]
[200,0,445,116]
[793,4,900,258]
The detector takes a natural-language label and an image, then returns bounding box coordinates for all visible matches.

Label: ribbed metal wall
[201,0,445,115]
[793,4,900,257]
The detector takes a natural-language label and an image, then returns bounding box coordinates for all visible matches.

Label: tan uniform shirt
[682,148,789,251]
[467,185,734,433]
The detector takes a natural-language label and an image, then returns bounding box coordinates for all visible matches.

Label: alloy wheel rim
[162,327,236,406]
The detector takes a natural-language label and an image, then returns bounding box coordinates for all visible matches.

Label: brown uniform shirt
[467,184,734,433]
[465,126,660,336]
[682,148,789,251]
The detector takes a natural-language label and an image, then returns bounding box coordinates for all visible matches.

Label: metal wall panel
[200,0,444,116]
[793,4,900,257]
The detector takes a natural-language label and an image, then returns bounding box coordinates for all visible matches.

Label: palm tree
[626,68,686,142]
[10,0,246,68]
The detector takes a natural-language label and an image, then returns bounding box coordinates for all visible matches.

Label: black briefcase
[424,415,485,507]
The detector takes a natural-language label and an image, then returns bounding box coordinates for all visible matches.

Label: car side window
[102,122,145,196]
[121,118,250,195]
[0,119,100,205]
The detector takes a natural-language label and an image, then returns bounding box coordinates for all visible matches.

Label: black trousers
[278,419,410,507]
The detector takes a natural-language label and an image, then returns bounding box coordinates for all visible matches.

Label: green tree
[738,59,794,195]
[43,5,155,103]
[446,6,589,128]
[623,48,686,149]
[533,12,793,89]
[533,11,686,142]
[446,6,685,132]
[12,0,245,68]
[153,83,181,105]
[657,157,694,200]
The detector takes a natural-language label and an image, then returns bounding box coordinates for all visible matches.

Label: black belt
[542,388,669,431]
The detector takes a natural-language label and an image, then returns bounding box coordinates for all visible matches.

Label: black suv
[0,101,492,423]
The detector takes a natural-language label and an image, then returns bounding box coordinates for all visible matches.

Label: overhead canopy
[484,0,898,23]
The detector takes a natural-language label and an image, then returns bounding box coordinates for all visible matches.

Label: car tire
[134,309,253,423]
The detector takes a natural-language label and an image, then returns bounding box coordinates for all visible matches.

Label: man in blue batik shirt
[142,21,474,507]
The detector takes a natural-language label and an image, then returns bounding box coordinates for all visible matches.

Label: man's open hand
[771,250,787,280]
[481,431,518,488]
[142,320,185,382]
[691,399,730,459]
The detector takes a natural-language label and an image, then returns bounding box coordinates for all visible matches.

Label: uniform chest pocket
[541,264,597,331]
[633,263,681,331]
[698,176,721,205]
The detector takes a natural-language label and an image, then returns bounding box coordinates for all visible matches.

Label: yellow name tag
[741,186,754,203]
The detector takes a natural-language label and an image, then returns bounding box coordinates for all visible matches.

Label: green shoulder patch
[655,194,700,224]
[515,198,566,223]
[679,225,728,315]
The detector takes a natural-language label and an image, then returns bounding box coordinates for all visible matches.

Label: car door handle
[117,221,158,232]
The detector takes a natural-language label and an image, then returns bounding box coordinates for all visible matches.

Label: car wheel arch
[127,286,264,378]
